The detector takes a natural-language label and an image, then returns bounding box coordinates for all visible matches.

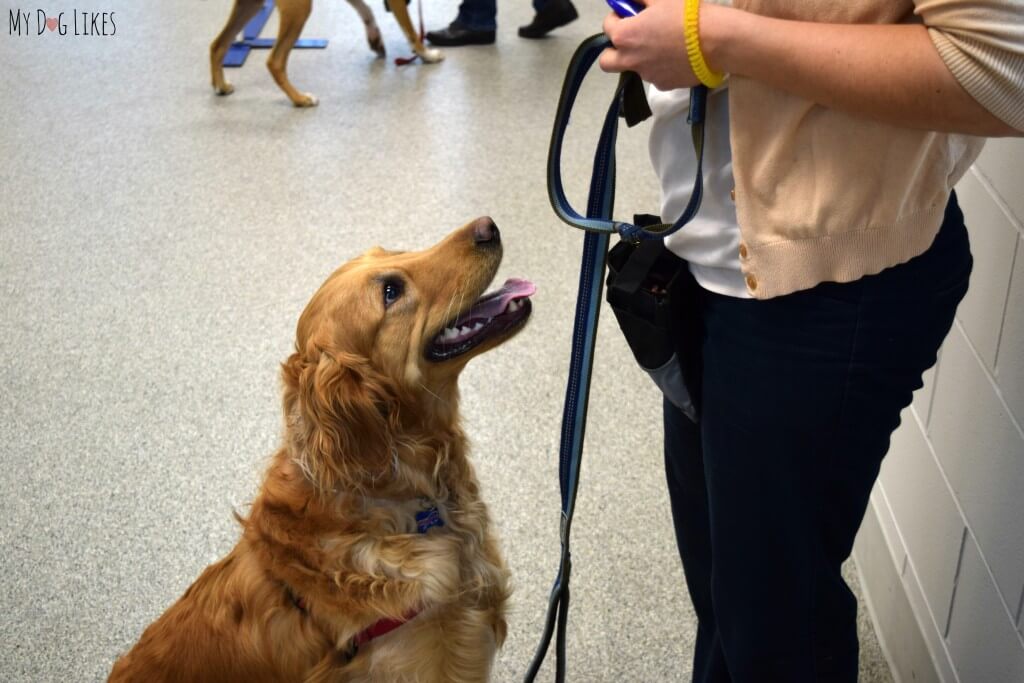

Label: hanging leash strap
[524,33,710,682]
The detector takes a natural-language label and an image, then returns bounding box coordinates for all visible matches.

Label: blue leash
[524,34,709,682]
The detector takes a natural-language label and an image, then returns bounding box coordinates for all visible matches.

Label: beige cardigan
[727,0,1024,298]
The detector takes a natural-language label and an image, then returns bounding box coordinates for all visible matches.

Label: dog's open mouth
[425,278,536,362]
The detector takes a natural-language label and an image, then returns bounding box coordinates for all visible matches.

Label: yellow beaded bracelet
[684,0,725,89]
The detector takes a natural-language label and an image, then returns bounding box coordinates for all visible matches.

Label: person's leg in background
[518,0,578,38]
[426,0,497,46]
[663,194,972,682]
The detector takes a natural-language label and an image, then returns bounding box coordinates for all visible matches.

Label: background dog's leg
[268,0,319,107]
[344,0,386,58]
[210,0,265,95]
[388,0,443,64]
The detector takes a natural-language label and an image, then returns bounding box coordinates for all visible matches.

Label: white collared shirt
[647,84,750,299]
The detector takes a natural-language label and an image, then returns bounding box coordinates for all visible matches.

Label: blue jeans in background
[454,0,561,31]
[454,0,497,30]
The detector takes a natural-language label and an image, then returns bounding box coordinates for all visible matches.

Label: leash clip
[619,224,642,246]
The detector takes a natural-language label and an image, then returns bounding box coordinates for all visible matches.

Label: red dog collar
[288,585,420,663]
[342,610,421,662]
[354,610,420,648]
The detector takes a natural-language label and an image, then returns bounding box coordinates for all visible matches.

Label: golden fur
[109,219,524,682]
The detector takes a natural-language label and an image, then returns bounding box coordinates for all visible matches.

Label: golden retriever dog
[109,218,534,682]
[210,0,443,107]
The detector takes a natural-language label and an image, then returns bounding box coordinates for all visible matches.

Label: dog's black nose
[472,217,500,246]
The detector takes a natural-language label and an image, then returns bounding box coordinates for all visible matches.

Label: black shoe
[518,0,578,39]
[425,21,496,47]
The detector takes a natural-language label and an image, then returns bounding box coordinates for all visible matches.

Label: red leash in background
[394,0,426,66]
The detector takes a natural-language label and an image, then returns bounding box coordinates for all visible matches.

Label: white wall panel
[995,236,1024,425]
[879,409,965,633]
[953,170,1017,370]
[927,325,1024,621]
[945,537,1024,683]
[974,138,1024,226]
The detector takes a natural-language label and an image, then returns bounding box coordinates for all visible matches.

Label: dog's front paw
[368,33,386,58]
[213,82,235,96]
[417,47,444,64]
[293,93,319,108]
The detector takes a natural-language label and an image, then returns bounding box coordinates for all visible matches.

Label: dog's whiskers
[442,293,456,330]
[445,282,468,327]
[452,286,468,325]
[418,382,447,405]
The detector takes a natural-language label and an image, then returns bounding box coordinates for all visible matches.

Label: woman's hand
[598,0,703,91]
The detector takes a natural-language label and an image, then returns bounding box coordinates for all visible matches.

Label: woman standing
[600,2,1023,680]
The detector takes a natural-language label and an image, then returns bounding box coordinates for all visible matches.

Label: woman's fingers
[599,47,624,73]
[600,12,625,73]
[600,0,700,89]
[603,12,621,41]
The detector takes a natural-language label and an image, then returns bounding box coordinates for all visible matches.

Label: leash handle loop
[547,34,709,244]
[547,35,623,236]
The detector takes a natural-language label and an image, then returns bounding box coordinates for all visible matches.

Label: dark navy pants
[453,0,497,31]
[453,0,561,30]
[663,193,972,682]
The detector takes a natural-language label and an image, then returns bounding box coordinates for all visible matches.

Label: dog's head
[281,217,534,493]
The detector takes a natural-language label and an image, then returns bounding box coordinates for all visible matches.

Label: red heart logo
[45,17,58,32]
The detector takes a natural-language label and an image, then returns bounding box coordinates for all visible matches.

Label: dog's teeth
[472,322,484,332]
[460,325,471,335]
[508,299,521,312]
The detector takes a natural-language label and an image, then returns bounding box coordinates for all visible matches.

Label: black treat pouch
[606,215,698,421]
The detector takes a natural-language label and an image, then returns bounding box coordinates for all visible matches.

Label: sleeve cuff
[929,27,1024,133]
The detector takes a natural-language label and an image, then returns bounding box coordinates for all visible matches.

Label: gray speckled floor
[0,1,893,681]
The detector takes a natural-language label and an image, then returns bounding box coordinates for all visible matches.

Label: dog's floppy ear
[282,348,397,494]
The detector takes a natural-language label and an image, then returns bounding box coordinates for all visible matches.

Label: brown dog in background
[210,0,443,107]
[109,218,535,681]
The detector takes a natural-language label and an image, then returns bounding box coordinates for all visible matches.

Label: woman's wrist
[685,0,724,87]
[697,2,741,77]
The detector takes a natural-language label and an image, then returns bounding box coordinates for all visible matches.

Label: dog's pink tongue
[465,278,536,321]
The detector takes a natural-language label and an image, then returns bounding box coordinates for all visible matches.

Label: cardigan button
[738,243,749,260]
[745,274,758,292]
[730,188,736,202]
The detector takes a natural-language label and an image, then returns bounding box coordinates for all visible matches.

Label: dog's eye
[382,279,404,308]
